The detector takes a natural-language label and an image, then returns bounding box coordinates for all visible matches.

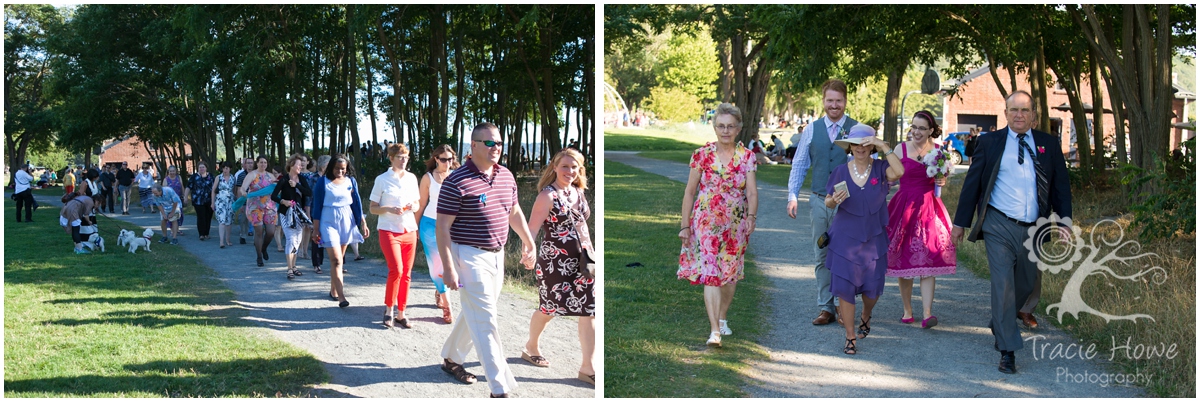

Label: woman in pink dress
[677,103,759,348]
[886,110,957,329]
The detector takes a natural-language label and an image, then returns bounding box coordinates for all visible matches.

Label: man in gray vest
[786,79,858,326]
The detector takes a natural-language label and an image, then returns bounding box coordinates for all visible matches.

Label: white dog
[126,228,154,254]
[116,229,135,247]
[78,224,105,253]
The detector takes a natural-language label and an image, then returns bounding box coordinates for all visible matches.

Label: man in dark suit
[950,90,1072,374]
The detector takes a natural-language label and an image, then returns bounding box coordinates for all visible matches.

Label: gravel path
[29,192,595,398]
[606,151,1143,398]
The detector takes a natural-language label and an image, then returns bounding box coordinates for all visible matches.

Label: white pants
[440,242,517,395]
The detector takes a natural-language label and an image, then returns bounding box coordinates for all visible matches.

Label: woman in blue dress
[311,154,369,308]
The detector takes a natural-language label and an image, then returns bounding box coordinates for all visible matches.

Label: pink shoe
[922,316,938,329]
[900,317,915,324]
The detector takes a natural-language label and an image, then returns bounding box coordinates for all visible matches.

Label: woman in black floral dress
[522,148,596,386]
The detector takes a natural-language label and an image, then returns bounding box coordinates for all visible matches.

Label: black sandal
[314,266,323,274]
[844,338,857,355]
[292,269,303,277]
[857,315,872,339]
[287,271,295,280]
[441,359,477,384]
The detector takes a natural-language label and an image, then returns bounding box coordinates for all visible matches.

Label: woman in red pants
[369,143,421,328]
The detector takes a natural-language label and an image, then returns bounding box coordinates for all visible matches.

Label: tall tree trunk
[453,35,465,152]
[1053,59,1091,176]
[716,38,733,103]
[730,33,772,145]
[1088,47,1106,171]
[363,48,378,153]
[347,6,361,172]
[881,60,909,144]
[1035,44,1051,132]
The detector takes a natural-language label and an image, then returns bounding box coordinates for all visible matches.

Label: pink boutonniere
[870,177,879,185]
[1037,146,1045,154]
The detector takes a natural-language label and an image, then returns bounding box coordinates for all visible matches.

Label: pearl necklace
[850,161,871,182]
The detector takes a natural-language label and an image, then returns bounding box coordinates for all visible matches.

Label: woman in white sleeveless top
[416,144,460,324]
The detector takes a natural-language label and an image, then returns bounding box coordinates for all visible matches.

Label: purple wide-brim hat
[834,124,878,151]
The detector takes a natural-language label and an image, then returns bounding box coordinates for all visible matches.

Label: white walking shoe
[706,331,722,348]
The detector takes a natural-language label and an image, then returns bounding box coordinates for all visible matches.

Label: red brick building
[98,136,195,173]
[942,64,1195,156]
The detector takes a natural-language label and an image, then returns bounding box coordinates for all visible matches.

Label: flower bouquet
[922,148,954,197]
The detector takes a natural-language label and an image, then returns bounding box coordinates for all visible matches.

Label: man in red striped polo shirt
[436,122,536,398]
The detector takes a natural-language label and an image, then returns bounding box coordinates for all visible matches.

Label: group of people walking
[25,122,595,397]
[678,79,1071,375]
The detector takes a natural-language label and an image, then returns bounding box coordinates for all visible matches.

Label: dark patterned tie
[1017,133,1049,217]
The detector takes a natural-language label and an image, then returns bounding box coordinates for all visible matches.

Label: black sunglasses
[437,157,454,163]
[474,140,502,148]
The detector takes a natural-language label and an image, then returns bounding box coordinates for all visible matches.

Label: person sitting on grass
[152,183,183,245]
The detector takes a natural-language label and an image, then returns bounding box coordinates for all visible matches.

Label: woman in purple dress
[825,124,904,355]
[886,111,957,329]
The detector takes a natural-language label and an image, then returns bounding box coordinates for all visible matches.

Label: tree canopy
[5,4,594,185]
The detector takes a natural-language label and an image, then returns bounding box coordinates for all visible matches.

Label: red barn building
[98,136,195,173]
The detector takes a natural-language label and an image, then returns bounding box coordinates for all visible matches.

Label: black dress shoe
[998,352,1016,374]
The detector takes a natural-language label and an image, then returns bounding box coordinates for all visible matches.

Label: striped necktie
[1016,133,1049,217]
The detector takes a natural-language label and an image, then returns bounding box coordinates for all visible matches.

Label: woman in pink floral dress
[678,103,759,348]
[886,110,957,329]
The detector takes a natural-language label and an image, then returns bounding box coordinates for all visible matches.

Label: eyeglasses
[437,157,454,163]
[910,126,930,131]
[475,140,502,148]
[716,124,741,132]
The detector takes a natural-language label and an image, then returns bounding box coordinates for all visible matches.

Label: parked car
[942,132,972,165]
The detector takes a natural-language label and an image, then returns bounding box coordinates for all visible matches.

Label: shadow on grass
[4,356,327,397]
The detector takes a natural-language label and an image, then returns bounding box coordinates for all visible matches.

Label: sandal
[844,338,857,355]
[442,305,453,324]
[287,271,296,280]
[394,317,411,329]
[578,371,596,386]
[314,266,323,274]
[435,292,444,308]
[522,351,550,367]
[291,269,303,277]
[441,359,477,384]
[857,315,872,339]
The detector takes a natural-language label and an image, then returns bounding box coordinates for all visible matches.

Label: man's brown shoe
[812,310,837,325]
[1017,312,1038,329]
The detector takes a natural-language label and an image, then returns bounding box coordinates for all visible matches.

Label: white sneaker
[706,331,722,347]
[719,319,732,336]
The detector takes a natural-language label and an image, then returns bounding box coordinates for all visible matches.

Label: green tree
[5,4,64,183]
[644,86,702,123]
[655,30,720,102]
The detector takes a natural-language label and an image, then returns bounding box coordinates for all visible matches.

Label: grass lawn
[940,171,1195,398]
[603,161,770,398]
[3,202,328,397]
